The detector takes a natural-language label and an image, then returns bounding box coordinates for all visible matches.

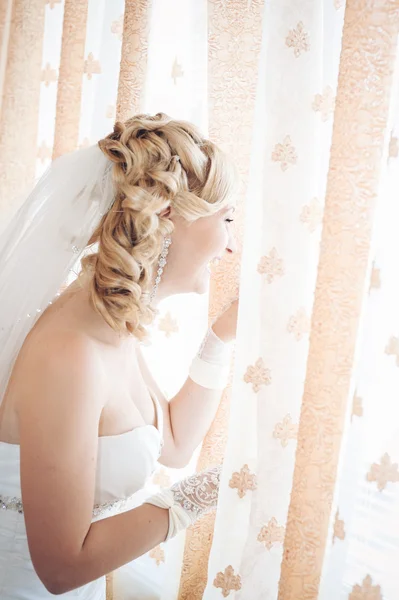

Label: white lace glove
[145,465,221,541]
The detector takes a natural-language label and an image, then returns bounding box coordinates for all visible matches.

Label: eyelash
[225,218,234,223]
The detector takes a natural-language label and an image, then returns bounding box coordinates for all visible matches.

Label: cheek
[192,240,215,266]
[195,223,227,258]
[174,218,227,270]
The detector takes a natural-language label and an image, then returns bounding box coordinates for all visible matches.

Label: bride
[0,112,239,599]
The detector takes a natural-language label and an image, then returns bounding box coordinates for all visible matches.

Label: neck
[62,276,138,348]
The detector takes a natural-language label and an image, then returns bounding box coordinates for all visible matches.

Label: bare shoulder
[25,325,100,373]
[14,325,105,419]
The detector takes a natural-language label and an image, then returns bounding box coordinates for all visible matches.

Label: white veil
[0,145,115,405]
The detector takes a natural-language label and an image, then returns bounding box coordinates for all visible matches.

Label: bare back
[0,279,158,444]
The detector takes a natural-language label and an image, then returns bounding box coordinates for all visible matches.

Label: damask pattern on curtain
[201,2,399,599]
[1,1,399,600]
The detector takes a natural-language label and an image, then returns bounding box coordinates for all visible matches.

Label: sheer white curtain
[203,2,345,598]
[201,1,399,599]
[36,0,125,180]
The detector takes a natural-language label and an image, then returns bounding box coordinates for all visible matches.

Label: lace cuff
[145,465,221,541]
[169,464,221,519]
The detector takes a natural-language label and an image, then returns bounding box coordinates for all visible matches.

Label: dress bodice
[0,394,164,599]
[94,424,162,514]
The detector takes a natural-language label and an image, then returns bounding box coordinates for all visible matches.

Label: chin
[191,269,211,295]
[175,267,211,296]
[194,285,209,295]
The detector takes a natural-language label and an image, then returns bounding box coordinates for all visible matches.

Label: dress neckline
[98,423,160,441]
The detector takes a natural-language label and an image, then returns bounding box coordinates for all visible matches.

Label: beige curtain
[1,1,399,599]
[0,0,45,228]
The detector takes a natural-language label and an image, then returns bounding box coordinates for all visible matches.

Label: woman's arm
[137,300,238,468]
[136,339,227,469]
[18,332,170,595]
[167,378,225,465]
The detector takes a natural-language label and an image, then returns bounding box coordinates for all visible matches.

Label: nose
[226,229,237,254]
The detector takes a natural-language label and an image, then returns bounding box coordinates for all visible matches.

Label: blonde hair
[81,112,239,341]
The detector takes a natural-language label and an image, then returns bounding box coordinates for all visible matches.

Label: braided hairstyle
[81,112,238,341]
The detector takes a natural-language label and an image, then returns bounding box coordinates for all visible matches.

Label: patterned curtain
[1,1,399,600]
[177,1,264,597]
[0,0,45,229]
[199,1,399,599]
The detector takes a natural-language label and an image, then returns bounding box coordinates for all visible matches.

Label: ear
[159,205,173,219]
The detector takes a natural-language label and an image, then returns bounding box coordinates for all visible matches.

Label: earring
[150,236,172,303]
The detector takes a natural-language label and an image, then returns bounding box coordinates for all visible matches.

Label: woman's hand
[145,465,222,541]
[211,298,239,343]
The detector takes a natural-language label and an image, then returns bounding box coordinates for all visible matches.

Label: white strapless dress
[0,395,164,599]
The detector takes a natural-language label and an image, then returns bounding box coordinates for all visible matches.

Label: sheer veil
[0,144,115,405]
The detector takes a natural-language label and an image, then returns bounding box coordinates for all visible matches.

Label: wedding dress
[0,392,165,599]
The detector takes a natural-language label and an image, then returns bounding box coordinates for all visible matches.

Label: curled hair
[81,112,239,341]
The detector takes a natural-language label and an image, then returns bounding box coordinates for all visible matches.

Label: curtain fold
[116,0,152,123]
[177,1,265,598]
[52,0,89,159]
[317,9,399,599]
[203,1,344,597]
[280,3,399,599]
[0,0,45,226]
[0,0,13,119]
